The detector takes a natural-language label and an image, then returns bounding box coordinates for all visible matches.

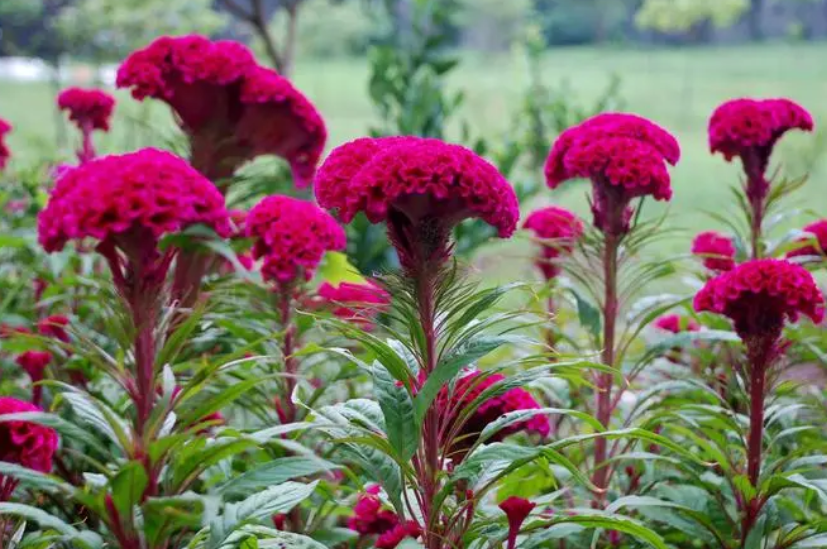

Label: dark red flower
[544,113,679,235]
[246,195,345,284]
[787,219,827,259]
[0,118,11,171]
[654,314,700,334]
[0,397,58,476]
[348,486,400,535]
[523,206,584,279]
[316,136,518,271]
[37,315,70,343]
[376,520,421,549]
[500,496,536,549]
[57,87,116,132]
[694,259,824,340]
[692,231,736,272]
[317,280,390,328]
[15,351,52,406]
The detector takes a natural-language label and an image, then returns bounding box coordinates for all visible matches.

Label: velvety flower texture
[317,280,390,327]
[246,195,345,284]
[37,148,231,254]
[117,35,326,185]
[57,87,116,132]
[16,351,52,405]
[544,113,679,235]
[692,231,737,272]
[440,371,550,461]
[348,486,421,549]
[694,259,824,340]
[0,397,58,476]
[523,206,584,279]
[0,118,11,170]
[37,315,70,343]
[316,136,519,270]
[654,314,700,334]
[500,496,537,549]
[787,219,827,259]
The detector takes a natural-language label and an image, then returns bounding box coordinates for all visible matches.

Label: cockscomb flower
[523,206,584,280]
[692,231,737,272]
[348,486,400,535]
[0,397,59,500]
[57,87,116,132]
[500,496,537,549]
[439,371,550,462]
[317,280,390,328]
[654,314,700,334]
[694,259,824,340]
[376,520,422,549]
[117,35,326,185]
[787,219,827,259]
[0,118,11,171]
[15,351,52,405]
[37,315,70,343]
[316,136,519,271]
[544,113,679,235]
[246,195,345,285]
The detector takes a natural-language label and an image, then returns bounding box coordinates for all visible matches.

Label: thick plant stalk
[744,155,769,260]
[79,121,96,164]
[278,288,299,424]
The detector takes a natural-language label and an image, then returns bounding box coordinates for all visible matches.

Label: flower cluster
[439,371,550,461]
[245,195,345,284]
[544,113,680,235]
[654,314,700,334]
[523,206,584,280]
[348,486,421,549]
[0,118,11,170]
[692,231,737,272]
[694,259,824,339]
[317,280,390,328]
[38,148,231,253]
[787,219,827,259]
[0,397,58,476]
[117,35,326,185]
[57,87,116,132]
[709,98,814,163]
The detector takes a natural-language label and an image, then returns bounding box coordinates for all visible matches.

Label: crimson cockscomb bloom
[523,206,584,280]
[316,136,519,272]
[654,314,700,334]
[787,219,827,259]
[57,87,116,163]
[348,486,400,535]
[0,397,59,500]
[376,520,422,549]
[545,113,680,236]
[37,315,70,343]
[692,231,737,272]
[15,351,52,406]
[245,195,345,286]
[318,280,390,329]
[117,35,326,185]
[0,118,11,171]
[499,496,537,549]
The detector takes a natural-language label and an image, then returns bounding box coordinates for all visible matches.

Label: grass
[1,42,826,276]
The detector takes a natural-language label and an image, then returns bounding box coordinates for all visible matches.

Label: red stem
[741,338,770,543]
[278,287,299,424]
[79,123,96,164]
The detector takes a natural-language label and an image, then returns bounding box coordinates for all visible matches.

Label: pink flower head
[376,520,422,549]
[439,371,550,462]
[523,206,584,279]
[654,314,700,334]
[57,87,116,132]
[692,231,737,272]
[38,149,230,254]
[787,219,827,259]
[348,487,400,535]
[245,195,345,284]
[37,315,70,343]
[15,351,52,406]
[694,259,824,340]
[117,36,326,185]
[318,280,390,328]
[544,113,679,235]
[0,397,58,476]
[236,66,327,188]
[500,496,536,549]
[316,136,519,271]
[0,118,11,170]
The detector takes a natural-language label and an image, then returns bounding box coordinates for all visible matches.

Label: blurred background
[1,0,825,260]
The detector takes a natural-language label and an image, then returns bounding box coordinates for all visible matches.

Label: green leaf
[0,461,75,494]
[537,512,668,549]
[233,481,318,523]
[110,461,149,519]
[317,252,364,285]
[218,457,338,497]
[607,495,726,547]
[0,503,103,548]
[372,361,419,461]
[478,408,603,444]
[60,389,131,451]
[568,288,601,339]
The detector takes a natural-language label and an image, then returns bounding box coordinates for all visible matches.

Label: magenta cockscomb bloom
[376,520,422,549]
[654,314,700,334]
[500,496,536,549]
[318,280,390,328]
[694,259,824,340]
[316,136,519,271]
[348,486,400,535]
[523,206,584,280]
[544,113,679,236]
[0,397,59,500]
[692,231,737,272]
[15,351,52,406]
[246,195,345,285]
[787,219,827,259]
[37,315,70,343]
[57,87,116,132]
[0,118,11,170]
[117,35,326,185]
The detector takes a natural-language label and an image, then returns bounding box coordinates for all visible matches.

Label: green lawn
[1,42,826,269]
